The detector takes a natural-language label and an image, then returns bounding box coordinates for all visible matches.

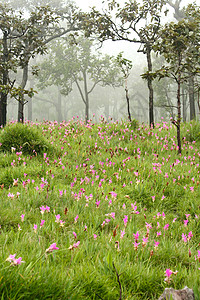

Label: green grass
[0,118,200,299]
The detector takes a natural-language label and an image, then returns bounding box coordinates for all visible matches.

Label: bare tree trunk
[83,70,89,123]
[176,57,182,154]
[146,44,154,127]
[182,85,187,122]
[18,63,28,123]
[188,75,196,120]
[28,77,35,121]
[125,78,131,122]
[57,87,63,123]
[0,32,9,127]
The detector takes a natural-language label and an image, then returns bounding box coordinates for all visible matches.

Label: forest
[0,1,200,299]
[0,0,199,128]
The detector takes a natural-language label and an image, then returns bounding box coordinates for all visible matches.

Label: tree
[116,52,132,122]
[167,0,198,121]
[0,1,80,126]
[79,0,166,126]
[37,36,123,122]
[146,18,200,154]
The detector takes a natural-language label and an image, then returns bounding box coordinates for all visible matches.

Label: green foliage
[0,119,200,299]
[184,120,200,143]
[0,122,53,155]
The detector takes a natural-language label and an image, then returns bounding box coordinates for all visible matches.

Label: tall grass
[0,118,200,299]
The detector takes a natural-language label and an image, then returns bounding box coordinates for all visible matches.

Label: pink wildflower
[33,224,37,232]
[46,243,59,253]
[154,241,160,250]
[40,220,45,228]
[133,241,140,250]
[120,230,125,239]
[164,224,169,231]
[164,269,173,284]
[133,231,140,242]
[123,215,128,227]
[142,236,148,247]
[55,214,61,223]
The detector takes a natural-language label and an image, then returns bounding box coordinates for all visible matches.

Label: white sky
[73,0,197,62]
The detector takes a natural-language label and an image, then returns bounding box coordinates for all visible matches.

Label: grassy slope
[0,119,200,300]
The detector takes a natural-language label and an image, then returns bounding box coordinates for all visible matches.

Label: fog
[2,0,199,125]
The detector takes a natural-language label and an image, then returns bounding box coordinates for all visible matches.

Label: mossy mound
[0,122,53,155]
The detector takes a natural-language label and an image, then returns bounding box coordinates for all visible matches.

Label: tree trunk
[188,75,196,121]
[182,85,187,122]
[146,44,154,128]
[18,63,28,123]
[125,79,131,122]
[28,97,32,121]
[57,87,63,123]
[83,70,89,123]
[0,32,9,127]
[28,76,35,121]
[176,57,182,154]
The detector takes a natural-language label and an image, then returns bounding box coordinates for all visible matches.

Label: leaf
[106,251,113,268]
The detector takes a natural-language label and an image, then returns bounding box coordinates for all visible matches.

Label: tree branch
[113,262,122,300]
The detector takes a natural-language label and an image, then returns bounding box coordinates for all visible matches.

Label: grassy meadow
[0,117,200,299]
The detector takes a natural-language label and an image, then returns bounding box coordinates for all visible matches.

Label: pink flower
[96,200,100,208]
[33,224,37,232]
[120,230,125,239]
[188,231,193,240]
[68,241,80,250]
[46,243,59,253]
[154,241,160,250]
[73,241,80,248]
[60,220,65,227]
[123,215,128,227]
[14,257,24,265]
[6,254,24,266]
[6,254,16,262]
[55,214,61,223]
[142,236,148,247]
[74,215,79,223]
[73,231,77,239]
[40,206,46,214]
[21,214,25,222]
[182,233,187,243]
[133,241,140,250]
[163,224,169,231]
[110,212,115,219]
[45,205,50,212]
[93,234,97,239]
[133,231,140,242]
[40,220,45,228]
[164,269,173,283]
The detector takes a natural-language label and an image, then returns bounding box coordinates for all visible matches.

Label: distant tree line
[0,0,200,152]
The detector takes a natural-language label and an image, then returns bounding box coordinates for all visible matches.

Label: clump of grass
[0,122,54,155]
[184,120,200,143]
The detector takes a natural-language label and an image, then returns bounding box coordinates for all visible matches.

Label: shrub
[0,122,53,155]
[185,120,200,142]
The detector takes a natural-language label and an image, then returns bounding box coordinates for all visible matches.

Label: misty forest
[0,0,200,299]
